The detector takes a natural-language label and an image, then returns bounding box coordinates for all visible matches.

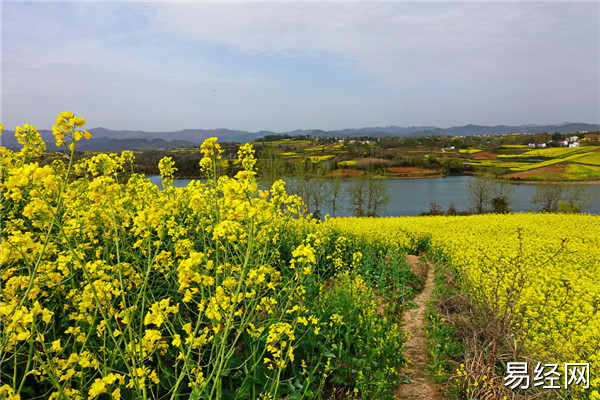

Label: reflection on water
[148,175,600,217]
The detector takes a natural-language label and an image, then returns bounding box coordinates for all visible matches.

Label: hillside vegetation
[131,133,600,182]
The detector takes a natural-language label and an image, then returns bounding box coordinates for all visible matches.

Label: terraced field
[466,146,600,181]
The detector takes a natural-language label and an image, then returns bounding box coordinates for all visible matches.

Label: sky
[2,1,599,132]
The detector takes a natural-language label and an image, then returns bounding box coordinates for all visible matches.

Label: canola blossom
[1,114,409,399]
[3,113,597,399]
[326,215,600,397]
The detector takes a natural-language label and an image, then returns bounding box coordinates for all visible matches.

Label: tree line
[283,159,391,218]
[422,176,588,216]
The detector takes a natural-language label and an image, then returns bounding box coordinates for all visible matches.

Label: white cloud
[2,2,598,131]
[150,2,598,89]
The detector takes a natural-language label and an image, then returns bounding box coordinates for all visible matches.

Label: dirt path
[395,255,442,400]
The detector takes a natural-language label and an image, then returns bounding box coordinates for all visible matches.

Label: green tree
[533,132,551,145]
[558,201,580,214]
[443,157,465,175]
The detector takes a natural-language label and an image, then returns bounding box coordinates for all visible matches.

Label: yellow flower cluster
[52,111,91,149]
[158,156,177,187]
[326,214,600,395]
[265,322,296,369]
[14,124,46,161]
[198,136,223,174]
[0,113,449,399]
[0,114,314,399]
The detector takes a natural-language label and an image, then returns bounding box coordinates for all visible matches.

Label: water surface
[148,175,600,216]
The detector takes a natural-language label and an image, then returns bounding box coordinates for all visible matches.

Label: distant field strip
[565,163,600,179]
[570,152,600,166]
[337,160,358,166]
[516,146,597,158]
[468,147,600,173]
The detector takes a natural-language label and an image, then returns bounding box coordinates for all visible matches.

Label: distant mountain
[88,126,445,143]
[89,127,267,143]
[76,138,196,152]
[1,130,56,150]
[0,130,196,151]
[2,123,598,151]
[407,123,600,137]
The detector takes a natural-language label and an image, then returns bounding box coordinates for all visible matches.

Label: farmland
[325,215,600,398]
[1,116,599,399]
[250,137,600,182]
[0,118,418,399]
[122,132,600,183]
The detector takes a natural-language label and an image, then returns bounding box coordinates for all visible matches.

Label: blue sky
[2,1,599,132]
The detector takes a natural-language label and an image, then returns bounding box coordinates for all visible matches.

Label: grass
[425,261,464,387]
[464,160,534,170]
[565,163,600,180]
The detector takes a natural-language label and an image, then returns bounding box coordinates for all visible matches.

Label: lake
[148,175,600,216]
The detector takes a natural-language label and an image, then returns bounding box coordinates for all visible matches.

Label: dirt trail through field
[395,255,443,400]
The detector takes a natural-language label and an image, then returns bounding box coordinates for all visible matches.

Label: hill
[2,123,598,151]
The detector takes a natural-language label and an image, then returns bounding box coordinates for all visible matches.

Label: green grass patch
[464,160,533,170]
[565,163,600,180]
[516,158,562,171]
[425,261,463,396]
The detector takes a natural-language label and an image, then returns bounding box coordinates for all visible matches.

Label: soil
[395,255,443,400]
[471,151,498,160]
